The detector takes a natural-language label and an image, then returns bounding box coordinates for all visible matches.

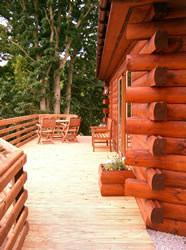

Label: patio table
[55,120,70,141]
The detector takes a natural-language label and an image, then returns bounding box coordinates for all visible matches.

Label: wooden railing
[0,114,78,147]
[0,139,28,249]
[0,114,38,147]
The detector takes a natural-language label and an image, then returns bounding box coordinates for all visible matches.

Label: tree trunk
[54,72,61,114]
[64,54,75,114]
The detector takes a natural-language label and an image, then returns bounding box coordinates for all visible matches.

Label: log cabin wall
[110,78,119,152]
[124,2,186,236]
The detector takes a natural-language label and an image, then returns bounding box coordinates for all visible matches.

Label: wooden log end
[152,67,168,87]
[155,30,168,51]
[147,168,165,190]
[149,102,167,121]
[151,171,165,190]
[152,2,168,20]
[149,136,167,156]
[151,206,164,224]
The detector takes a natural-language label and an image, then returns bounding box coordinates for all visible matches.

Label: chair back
[68,117,81,134]
[41,117,56,129]
[69,117,81,127]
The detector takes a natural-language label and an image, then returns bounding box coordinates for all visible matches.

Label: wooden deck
[21,136,155,249]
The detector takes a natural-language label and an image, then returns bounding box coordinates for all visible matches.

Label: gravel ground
[147,229,186,250]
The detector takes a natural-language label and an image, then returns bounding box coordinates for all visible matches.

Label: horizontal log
[126,149,186,172]
[131,135,167,156]
[0,173,27,220]
[126,53,186,71]
[126,19,186,40]
[126,87,186,103]
[126,119,186,137]
[132,102,167,121]
[147,218,186,236]
[132,67,168,87]
[125,178,186,205]
[160,202,186,223]
[4,206,28,250]
[132,103,186,121]
[139,31,168,54]
[168,70,186,86]
[164,9,186,20]
[162,169,186,189]
[132,69,186,87]
[167,104,186,121]
[139,198,163,224]
[135,167,164,190]
[134,166,186,189]
[0,190,27,246]
[166,137,186,155]
[132,53,186,71]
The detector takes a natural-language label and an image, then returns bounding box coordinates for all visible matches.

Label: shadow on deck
[21,136,154,249]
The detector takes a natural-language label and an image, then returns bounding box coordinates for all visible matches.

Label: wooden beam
[139,31,168,54]
[167,104,186,121]
[147,218,186,236]
[125,178,186,205]
[160,202,186,222]
[126,149,186,172]
[135,167,165,190]
[166,137,186,155]
[134,166,186,189]
[132,102,167,121]
[126,19,186,40]
[126,87,186,103]
[132,67,168,87]
[126,53,186,71]
[168,69,186,86]
[141,199,163,224]
[126,119,186,137]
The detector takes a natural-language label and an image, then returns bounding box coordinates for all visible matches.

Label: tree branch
[9,40,36,62]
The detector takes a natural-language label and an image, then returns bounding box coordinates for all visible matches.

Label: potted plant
[98,154,134,196]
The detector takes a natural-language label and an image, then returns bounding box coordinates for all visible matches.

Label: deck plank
[21,136,155,250]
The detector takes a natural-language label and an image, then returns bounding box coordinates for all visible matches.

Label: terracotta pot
[98,164,134,196]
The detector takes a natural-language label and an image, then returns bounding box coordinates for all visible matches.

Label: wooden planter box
[98,164,134,196]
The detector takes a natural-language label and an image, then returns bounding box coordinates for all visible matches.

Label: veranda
[0,115,154,249]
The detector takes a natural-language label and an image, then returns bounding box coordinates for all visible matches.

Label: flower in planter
[101,154,128,171]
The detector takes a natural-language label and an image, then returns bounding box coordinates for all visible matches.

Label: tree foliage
[0,0,104,134]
